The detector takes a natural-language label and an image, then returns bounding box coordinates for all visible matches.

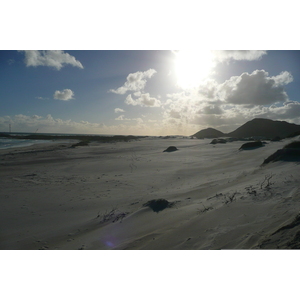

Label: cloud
[125,93,161,107]
[22,50,84,70]
[114,108,125,113]
[53,89,74,101]
[218,70,293,105]
[115,114,126,120]
[109,69,157,94]
[213,50,267,62]
[115,114,144,125]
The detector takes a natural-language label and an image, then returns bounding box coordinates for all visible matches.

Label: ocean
[0,137,53,150]
[0,132,115,150]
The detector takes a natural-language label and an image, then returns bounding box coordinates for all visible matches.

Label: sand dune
[1,137,300,250]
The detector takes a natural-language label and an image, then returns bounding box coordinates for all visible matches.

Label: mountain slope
[191,128,225,139]
[192,118,300,139]
[227,118,300,138]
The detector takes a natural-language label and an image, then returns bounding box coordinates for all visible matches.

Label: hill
[191,128,225,139]
[192,118,300,139]
[227,118,300,139]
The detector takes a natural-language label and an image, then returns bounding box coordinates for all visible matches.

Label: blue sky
[1,50,300,135]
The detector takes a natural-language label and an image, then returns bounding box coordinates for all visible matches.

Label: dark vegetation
[287,131,300,138]
[163,146,178,152]
[210,138,227,144]
[143,199,175,212]
[71,141,90,148]
[283,141,300,149]
[96,207,129,223]
[0,133,145,143]
[239,141,264,150]
[272,214,300,236]
[262,141,300,164]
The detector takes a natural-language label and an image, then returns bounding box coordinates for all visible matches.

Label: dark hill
[192,118,300,140]
[227,118,300,139]
[191,128,225,139]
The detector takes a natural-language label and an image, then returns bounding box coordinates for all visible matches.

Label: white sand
[1,137,300,250]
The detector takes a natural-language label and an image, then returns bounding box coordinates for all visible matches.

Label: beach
[1,136,300,250]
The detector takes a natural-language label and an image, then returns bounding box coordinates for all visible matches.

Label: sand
[1,136,300,250]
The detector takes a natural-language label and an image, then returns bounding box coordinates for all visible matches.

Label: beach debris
[224,192,238,204]
[260,174,274,189]
[143,199,175,212]
[97,208,129,223]
[239,141,264,150]
[163,146,178,152]
[197,204,213,214]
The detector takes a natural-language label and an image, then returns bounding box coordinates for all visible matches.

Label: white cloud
[109,69,157,94]
[125,93,161,107]
[114,108,125,113]
[212,50,267,62]
[22,50,84,70]
[53,89,74,101]
[115,115,125,121]
[218,70,293,105]
[36,96,49,100]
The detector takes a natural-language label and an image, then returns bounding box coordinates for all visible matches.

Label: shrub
[239,141,263,150]
[163,146,178,152]
[143,199,175,212]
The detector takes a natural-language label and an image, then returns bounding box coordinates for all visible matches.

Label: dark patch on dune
[263,141,300,164]
[210,138,227,144]
[270,136,282,142]
[286,231,300,249]
[283,141,300,149]
[163,146,178,152]
[71,141,90,148]
[271,214,300,236]
[239,141,264,150]
[143,199,175,212]
[258,214,300,249]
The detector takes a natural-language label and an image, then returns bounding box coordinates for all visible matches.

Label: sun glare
[175,50,214,89]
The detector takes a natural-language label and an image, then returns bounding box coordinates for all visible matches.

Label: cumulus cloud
[22,50,84,70]
[125,93,161,107]
[114,108,125,113]
[218,70,293,105]
[109,69,157,94]
[53,89,74,101]
[213,50,267,62]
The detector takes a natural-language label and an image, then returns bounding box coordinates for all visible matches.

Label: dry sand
[1,137,300,250]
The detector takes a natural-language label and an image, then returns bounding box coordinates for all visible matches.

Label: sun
[175,50,215,89]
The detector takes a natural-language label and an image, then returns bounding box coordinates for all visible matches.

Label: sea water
[0,132,115,150]
[0,137,52,150]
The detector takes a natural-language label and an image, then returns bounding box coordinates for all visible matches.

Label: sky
[1,50,300,136]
